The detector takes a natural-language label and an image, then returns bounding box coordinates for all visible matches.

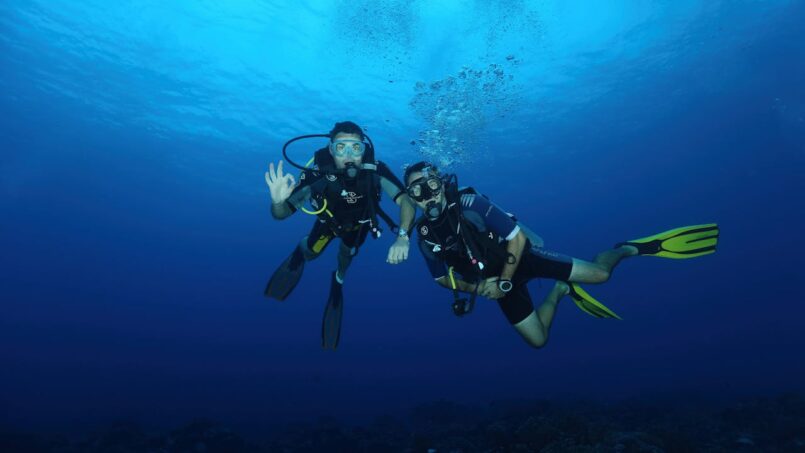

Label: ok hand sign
[265,160,297,205]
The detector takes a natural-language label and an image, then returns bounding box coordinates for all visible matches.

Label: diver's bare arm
[384,185,415,264]
[381,178,416,234]
[500,230,527,280]
[396,194,416,233]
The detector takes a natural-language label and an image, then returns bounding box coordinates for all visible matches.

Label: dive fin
[264,247,305,301]
[568,283,621,320]
[321,272,344,350]
[616,223,719,259]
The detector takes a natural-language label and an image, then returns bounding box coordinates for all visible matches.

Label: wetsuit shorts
[497,247,574,324]
[305,220,370,256]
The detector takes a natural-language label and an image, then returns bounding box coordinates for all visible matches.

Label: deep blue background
[1,0,804,438]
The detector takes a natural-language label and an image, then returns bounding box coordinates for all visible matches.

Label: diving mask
[330,139,366,158]
[406,176,443,202]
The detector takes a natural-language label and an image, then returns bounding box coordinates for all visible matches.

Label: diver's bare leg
[594,246,637,270]
[512,282,570,348]
[568,246,635,284]
[536,281,570,330]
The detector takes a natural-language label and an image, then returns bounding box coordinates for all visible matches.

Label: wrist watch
[498,279,513,293]
[398,229,409,240]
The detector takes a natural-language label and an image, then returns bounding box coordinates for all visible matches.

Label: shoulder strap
[364,166,399,235]
[445,186,487,276]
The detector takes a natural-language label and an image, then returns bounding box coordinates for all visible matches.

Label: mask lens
[406,181,424,201]
[331,140,365,158]
[407,176,442,202]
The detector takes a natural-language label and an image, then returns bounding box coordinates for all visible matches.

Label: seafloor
[2,393,803,452]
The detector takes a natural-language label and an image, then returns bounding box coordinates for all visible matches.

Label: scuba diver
[264,121,415,350]
[403,161,719,348]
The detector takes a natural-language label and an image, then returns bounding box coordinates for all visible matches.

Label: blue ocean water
[1,0,804,440]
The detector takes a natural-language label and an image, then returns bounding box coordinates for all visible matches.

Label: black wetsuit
[416,189,573,324]
[284,160,405,255]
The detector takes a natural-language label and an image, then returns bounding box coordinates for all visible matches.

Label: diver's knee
[525,335,548,349]
[297,241,320,261]
[513,312,549,348]
[570,259,610,284]
[338,243,358,257]
[595,267,611,283]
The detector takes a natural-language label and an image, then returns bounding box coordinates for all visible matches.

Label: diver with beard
[403,161,719,348]
[264,121,415,349]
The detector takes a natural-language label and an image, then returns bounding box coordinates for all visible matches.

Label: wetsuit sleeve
[461,191,520,240]
[376,161,406,201]
[418,239,447,279]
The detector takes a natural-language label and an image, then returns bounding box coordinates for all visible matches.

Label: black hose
[281,133,376,171]
[282,134,329,170]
